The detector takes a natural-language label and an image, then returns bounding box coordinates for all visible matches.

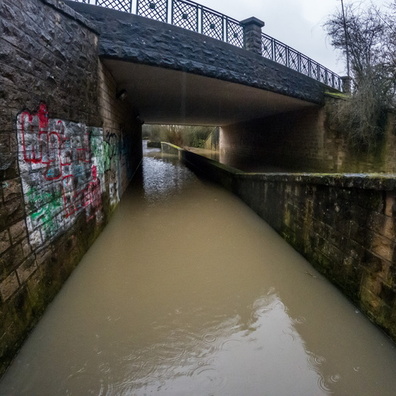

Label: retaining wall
[183,150,396,342]
[220,107,396,173]
[0,0,142,375]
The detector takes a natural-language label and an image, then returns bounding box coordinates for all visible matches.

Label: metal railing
[70,0,342,90]
[261,33,342,91]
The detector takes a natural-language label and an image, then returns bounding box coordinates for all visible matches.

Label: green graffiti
[27,188,63,236]
[90,133,105,176]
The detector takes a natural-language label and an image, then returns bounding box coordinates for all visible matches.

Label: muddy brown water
[1,148,396,395]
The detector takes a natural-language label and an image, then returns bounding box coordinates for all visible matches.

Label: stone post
[341,76,352,94]
[240,17,265,55]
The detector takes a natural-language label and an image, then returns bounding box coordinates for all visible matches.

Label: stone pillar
[341,76,352,94]
[240,17,265,55]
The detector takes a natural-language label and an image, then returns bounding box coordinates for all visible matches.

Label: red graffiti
[17,104,91,181]
[62,166,102,220]
[18,103,48,164]
[18,103,102,222]
[84,166,102,220]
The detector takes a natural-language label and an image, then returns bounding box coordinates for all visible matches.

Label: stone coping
[237,172,396,191]
[45,0,99,33]
[181,148,396,191]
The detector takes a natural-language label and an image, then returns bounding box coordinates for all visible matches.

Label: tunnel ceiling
[103,59,317,126]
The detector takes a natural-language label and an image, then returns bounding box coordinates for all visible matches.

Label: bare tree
[324,2,395,146]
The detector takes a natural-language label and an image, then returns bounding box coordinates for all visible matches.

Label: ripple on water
[203,333,217,344]
[307,350,327,368]
[317,374,333,394]
[219,337,243,351]
[328,373,341,383]
[61,372,108,396]
[293,315,307,325]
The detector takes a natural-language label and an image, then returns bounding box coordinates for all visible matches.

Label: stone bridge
[66,0,342,126]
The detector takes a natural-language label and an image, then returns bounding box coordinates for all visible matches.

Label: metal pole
[340,0,350,77]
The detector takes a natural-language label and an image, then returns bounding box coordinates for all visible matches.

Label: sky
[194,0,391,75]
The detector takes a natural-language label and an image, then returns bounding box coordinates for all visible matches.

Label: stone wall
[183,150,396,342]
[98,61,142,210]
[220,106,396,173]
[0,0,142,376]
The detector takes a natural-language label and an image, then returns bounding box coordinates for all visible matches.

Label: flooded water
[1,146,396,395]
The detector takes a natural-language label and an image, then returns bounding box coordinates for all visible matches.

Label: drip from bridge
[1,144,396,395]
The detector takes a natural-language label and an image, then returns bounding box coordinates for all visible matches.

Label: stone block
[0,271,19,302]
[360,283,384,315]
[21,237,32,257]
[0,133,17,177]
[16,256,37,285]
[0,230,10,255]
[35,244,53,266]
[0,197,24,230]
[369,232,395,262]
[368,212,395,240]
[384,192,396,217]
[2,178,22,203]
[349,220,368,245]
[9,219,27,244]
[361,250,384,274]
[379,283,396,306]
[0,243,24,280]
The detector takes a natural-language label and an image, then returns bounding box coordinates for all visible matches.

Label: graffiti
[119,124,134,181]
[17,103,104,247]
[104,130,121,205]
[16,103,131,248]
[18,103,92,181]
[26,187,63,242]
[104,131,119,171]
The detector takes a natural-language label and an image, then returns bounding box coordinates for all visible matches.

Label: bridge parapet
[69,0,342,91]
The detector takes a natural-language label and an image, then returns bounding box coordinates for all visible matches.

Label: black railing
[261,33,342,91]
[70,0,342,90]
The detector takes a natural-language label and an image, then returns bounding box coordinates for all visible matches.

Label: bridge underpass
[101,59,317,126]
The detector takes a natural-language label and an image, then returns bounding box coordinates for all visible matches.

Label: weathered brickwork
[183,150,396,342]
[0,0,142,376]
[221,108,396,173]
[98,61,142,209]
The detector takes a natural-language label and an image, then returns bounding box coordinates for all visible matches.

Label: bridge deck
[66,1,334,126]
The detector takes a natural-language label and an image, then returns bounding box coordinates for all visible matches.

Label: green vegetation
[143,124,219,149]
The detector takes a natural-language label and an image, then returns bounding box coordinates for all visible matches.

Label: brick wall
[0,0,142,376]
[183,150,396,342]
[98,61,142,209]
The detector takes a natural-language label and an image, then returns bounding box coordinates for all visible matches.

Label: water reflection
[96,291,331,396]
[136,295,330,396]
[1,144,396,395]
[143,156,196,204]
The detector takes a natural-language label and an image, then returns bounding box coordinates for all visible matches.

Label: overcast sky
[194,0,390,75]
